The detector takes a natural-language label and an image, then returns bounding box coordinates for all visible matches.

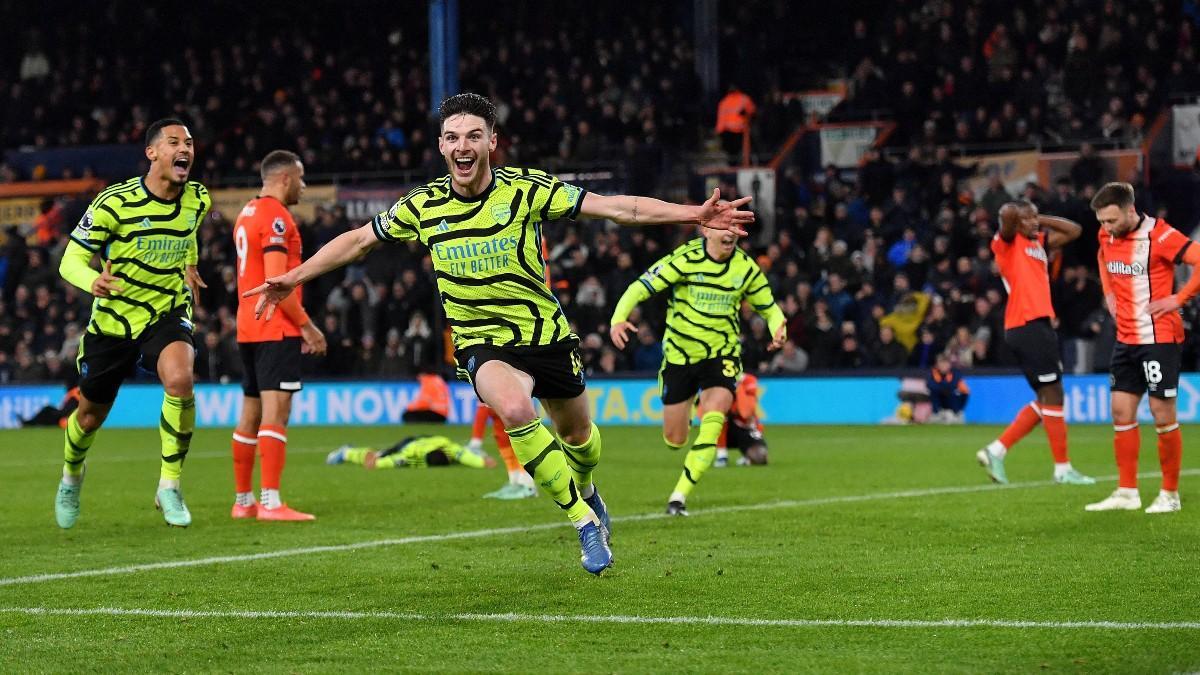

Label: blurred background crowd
[3,0,1200,387]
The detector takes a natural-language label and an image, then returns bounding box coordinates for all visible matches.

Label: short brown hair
[1090,182,1135,211]
[439,93,497,130]
[260,149,301,182]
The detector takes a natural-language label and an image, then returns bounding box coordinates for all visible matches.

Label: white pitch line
[1,468,1195,588]
[1,606,1197,631]
[0,446,329,468]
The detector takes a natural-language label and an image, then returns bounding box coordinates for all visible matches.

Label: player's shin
[992,402,1042,456]
[1040,405,1069,463]
[670,411,724,503]
[159,394,195,486]
[507,418,592,526]
[62,411,97,484]
[561,423,602,498]
[231,433,257,505]
[1156,423,1182,492]
[258,425,288,508]
[1114,423,1140,489]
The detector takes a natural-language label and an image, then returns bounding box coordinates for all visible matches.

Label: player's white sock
[467,438,483,452]
[510,469,535,488]
[1053,462,1072,479]
[716,447,728,461]
[669,490,686,504]
[1115,487,1140,498]
[579,483,595,499]
[235,492,256,507]
[261,488,282,510]
[986,440,1007,458]
[158,478,180,489]
[62,469,82,486]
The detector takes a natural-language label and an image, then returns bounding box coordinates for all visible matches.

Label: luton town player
[976,200,1095,485]
[609,225,784,516]
[230,150,326,522]
[1087,182,1200,513]
[245,93,754,574]
[55,118,210,528]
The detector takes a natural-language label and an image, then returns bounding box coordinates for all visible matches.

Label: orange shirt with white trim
[991,230,1054,330]
[1098,214,1192,345]
[235,196,304,342]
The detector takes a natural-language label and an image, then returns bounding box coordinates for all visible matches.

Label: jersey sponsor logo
[1106,260,1146,276]
[490,203,511,224]
[690,289,737,309]
[135,234,191,264]
[271,217,286,235]
[432,235,520,276]
[1024,245,1047,262]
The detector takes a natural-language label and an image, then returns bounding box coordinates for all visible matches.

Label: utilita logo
[1106,260,1146,276]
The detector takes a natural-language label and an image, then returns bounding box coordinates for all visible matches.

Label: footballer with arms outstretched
[245,93,755,574]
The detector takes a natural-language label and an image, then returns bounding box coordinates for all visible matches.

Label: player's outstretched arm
[579,188,754,236]
[242,223,380,319]
[609,281,653,349]
[1039,214,1083,250]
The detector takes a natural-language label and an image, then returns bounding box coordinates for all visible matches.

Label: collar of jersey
[448,169,496,203]
[140,176,183,205]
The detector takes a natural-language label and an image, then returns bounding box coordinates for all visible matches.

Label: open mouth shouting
[171,155,191,181]
[453,154,475,179]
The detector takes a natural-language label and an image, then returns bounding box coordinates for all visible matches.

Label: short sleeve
[990,232,1009,257]
[69,199,116,252]
[1153,223,1192,264]
[372,193,421,243]
[638,251,685,294]
[528,170,586,222]
[260,204,296,255]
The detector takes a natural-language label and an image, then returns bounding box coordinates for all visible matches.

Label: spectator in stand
[770,340,808,373]
[715,84,756,165]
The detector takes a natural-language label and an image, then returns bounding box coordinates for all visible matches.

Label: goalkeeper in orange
[714,373,769,467]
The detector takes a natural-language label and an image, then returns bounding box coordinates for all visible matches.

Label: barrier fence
[2,374,1196,430]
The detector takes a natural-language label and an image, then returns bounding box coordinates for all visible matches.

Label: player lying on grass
[55,118,210,529]
[976,200,1094,485]
[327,435,497,470]
[244,92,754,574]
[610,225,783,516]
[713,373,768,467]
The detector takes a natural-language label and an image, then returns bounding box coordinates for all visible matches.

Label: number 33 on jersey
[234,196,304,342]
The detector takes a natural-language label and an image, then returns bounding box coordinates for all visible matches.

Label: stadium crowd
[2,0,1200,386]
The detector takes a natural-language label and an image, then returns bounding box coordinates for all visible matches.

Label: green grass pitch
[1,422,1197,673]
